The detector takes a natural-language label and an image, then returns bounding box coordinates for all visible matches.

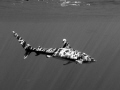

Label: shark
[12,31,96,65]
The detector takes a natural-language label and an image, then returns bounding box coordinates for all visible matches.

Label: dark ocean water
[0,1,120,90]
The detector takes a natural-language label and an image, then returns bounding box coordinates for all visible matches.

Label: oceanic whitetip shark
[12,31,96,65]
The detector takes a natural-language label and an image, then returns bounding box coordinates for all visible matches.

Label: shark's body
[12,31,96,65]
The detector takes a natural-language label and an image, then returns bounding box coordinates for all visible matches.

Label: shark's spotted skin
[12,31,96,65]
[55,48,95,64]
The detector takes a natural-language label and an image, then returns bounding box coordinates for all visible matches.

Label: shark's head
[82,56,96,64]
[76,53,96,64]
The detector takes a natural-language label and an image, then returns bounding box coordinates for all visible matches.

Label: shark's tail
[12,31,36,59]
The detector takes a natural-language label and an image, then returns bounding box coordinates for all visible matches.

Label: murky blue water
[0,0,120,90]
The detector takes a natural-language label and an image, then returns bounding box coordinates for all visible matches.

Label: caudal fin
[23,44,36,59]
[12,31,36,59]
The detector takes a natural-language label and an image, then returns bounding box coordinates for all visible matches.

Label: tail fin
[12,31,36,59]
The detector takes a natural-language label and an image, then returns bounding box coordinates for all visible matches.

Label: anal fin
[46,55,52,58]
[63,61,72,65]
